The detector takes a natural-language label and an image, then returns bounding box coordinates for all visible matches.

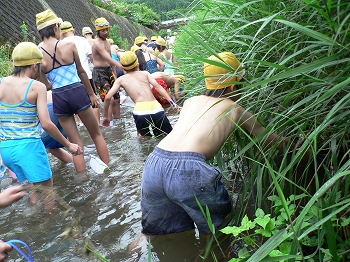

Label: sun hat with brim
[60,21,73,33]
[156,38,166,47]
[204,52,245,90]
[95,17,110,31]
[130,44,141,53]
[36,9,61,31]
[82,27,93,35]
[12,42,43,66]
[120,51,138,70]
[135,36,147,45]
[151,36,157,41]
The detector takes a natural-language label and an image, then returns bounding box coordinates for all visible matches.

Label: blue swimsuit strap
[5,239,35,262]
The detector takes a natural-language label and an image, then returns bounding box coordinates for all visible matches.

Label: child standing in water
[0,42,81,191]
[36,9,110,173]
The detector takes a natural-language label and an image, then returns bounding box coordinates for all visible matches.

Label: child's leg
[47,148,73,163]
[78,107,110,164]
[58,115,87,173]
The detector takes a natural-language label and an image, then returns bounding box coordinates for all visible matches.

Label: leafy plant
[173,0,350,261]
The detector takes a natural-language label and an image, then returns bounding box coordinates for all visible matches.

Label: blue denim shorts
[0,138,52,183]
[141,147,232,235]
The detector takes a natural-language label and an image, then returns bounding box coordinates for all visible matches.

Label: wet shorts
[92,66,120,101]
[38,103,66,149]
[141,147,232,235]
[132,101,172,137]
[0,138,52,183]
[52,82,91,116]
[151,78,172,105]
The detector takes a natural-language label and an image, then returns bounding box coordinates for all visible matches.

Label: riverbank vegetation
[174,0,350,261]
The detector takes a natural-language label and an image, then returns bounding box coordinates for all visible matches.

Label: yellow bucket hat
[156,38,166,47]
[175,74,185,83]
[12,42,43,66]
[60,21,74,33]
[204,52,245,90]
[135,36,147,45]
[36,9,61,31]
[120,51,138,70]
[82,27,93,35]
[151,36,157,41]
[95,17,110,31]
[130,44,141,52]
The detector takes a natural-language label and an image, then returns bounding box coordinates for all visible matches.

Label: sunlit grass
[173,0,350,260]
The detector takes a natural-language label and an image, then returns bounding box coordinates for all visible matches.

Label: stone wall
[0,0,153,47]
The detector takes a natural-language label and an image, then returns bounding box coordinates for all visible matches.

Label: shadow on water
[0,103,227,261]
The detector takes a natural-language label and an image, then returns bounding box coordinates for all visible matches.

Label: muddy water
[0,101,220,262]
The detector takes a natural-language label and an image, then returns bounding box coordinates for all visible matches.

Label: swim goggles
[95,21,110,27]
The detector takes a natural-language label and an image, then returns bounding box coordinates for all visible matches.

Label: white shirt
[63,36,93,79]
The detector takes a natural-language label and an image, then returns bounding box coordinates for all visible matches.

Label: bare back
[158,95,262,159]
[114,71,158,103]
[40,40,76,73]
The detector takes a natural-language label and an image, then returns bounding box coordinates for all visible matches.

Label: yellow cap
[175,74,185,83]
[130,44,141,52]
[204,52,244,90]
[12,42,43,66]
[36,9,61,31]
[82,27,93,35]
[60,21,73,33]
[135,36,147,45]
[95,17,110,31]
[156,38,166,46]
[120,51,138,70]
[151,36,157,41]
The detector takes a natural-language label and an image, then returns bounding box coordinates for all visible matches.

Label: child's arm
[0,186,26,208]
[102,79,121,127]
[149,75,177,108]
[233,104,311,161]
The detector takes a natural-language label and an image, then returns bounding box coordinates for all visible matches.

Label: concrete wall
[0,0,153,47]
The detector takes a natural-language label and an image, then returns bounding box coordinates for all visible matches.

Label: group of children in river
[0,8,311,261]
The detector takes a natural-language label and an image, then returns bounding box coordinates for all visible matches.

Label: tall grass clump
[173,0,350,261]
[0,43,13,77]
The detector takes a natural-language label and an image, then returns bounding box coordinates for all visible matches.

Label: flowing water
[0,100,222,262]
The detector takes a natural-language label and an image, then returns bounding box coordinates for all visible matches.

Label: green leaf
[255,215,271,229]
[241,215,255,230]
[255,228,272,237]
[220,226,245,237]
[255,208,265,218]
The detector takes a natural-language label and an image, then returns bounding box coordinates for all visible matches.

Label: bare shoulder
[31,80,47,91]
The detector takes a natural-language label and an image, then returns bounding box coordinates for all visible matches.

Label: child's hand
[102,118,110,128]
[0,186,26,208]
[67,143,83,156]
[0,240,12,261]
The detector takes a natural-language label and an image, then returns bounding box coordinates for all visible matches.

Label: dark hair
[135,49,147,71]
[202,88,226,97]
[38,24,56,40]
[156,45,166,52]
[12,66,30,76]
[125,67,137,73]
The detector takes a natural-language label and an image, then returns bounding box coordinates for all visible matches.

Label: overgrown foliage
[125,0,193,20]
[173,0,350,261]
[90,0,160,29]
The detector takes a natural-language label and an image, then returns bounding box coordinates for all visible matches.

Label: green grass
[173,0,350,261]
